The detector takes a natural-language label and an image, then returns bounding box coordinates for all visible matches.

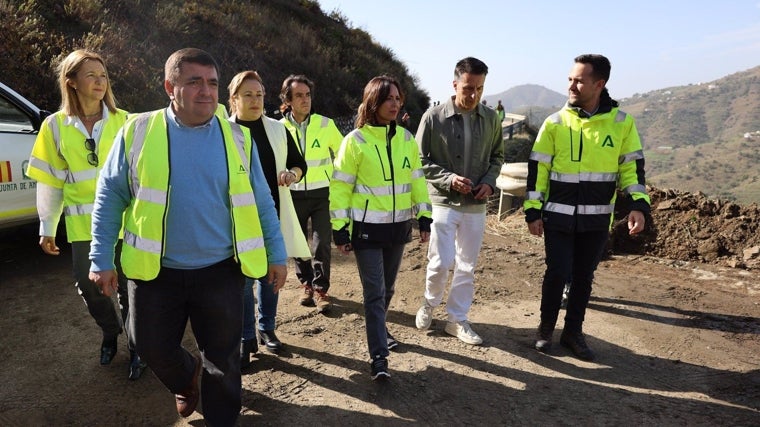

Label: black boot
[240,338,258,369]
[100,337,117,365]
[560,328,595,361]
[535,321,555,353]
[128,350,147,380]
[259,330,283,352]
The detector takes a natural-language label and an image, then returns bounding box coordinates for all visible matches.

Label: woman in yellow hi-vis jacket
[330,76,432,380]
[26,50,145,379]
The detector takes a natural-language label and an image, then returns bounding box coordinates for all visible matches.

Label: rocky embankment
[611,186,760,269]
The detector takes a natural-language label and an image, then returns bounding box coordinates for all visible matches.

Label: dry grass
[485,209,543,247]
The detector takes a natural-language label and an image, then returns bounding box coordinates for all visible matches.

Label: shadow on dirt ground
[1,214,759,426]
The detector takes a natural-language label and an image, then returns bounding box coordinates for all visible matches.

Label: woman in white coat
[227,71,310,367]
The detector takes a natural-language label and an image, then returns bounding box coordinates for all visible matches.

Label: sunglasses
[85,138,98,166]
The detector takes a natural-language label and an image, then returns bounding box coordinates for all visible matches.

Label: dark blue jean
[242,274,279,340]
[128,257,244,426]
[354,244,405,359]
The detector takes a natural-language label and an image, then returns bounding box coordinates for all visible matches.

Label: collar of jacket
[363,122,398,140]
[442,97,486,119]
[565,88,619,118]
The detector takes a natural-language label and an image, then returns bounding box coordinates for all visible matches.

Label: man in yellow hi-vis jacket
[525,54,650,361]
[279,75,343,313]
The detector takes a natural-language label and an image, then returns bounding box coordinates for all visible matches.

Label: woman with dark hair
[330,75,432,380]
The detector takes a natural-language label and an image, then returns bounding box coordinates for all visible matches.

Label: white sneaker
[415,303,434,330]
[445,320,483,345]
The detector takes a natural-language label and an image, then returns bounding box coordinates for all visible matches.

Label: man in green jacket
[414,57,504,346]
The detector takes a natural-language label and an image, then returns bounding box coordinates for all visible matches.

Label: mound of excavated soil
[611,186,760,269]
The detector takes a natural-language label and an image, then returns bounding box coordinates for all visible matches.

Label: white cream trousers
[423,205,487,322]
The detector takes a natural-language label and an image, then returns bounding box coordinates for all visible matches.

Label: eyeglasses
[85,138,98,166]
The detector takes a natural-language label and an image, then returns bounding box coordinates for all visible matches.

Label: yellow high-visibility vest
[119,110,268,280]
[27,109,128,241]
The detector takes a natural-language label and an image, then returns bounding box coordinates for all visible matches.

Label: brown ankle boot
[313,290,332,313]
[299,285,315,306]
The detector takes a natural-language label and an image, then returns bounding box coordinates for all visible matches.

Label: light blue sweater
[89,106,286,274]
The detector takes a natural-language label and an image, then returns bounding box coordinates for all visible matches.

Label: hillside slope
[0,0,429,124]
[621,66,760,203]
[492,67,760,203]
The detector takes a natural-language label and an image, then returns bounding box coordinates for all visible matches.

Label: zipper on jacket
[386,122,397,223]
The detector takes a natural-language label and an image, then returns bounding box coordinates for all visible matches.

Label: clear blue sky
[317,0,760,104]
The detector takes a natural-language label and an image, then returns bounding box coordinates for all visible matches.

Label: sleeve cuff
[524,208,542,223]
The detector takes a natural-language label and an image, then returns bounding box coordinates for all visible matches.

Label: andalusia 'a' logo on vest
[402,157,411,169]
[602,135,615,147]
[312,138,321,148]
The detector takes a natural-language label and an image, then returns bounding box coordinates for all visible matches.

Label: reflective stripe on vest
[529,151,553,164]
[350,207,414,223]
[355,183,412,197]
[549,171,618,184]
[544,202,614,216]
[526,190,544,201]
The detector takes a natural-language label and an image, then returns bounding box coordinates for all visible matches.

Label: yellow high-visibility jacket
[524,101,650,232]
[330,124,432,248]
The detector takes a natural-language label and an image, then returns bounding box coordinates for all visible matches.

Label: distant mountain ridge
[483,84,565,110]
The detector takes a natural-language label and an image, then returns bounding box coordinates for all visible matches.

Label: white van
[0,82,49,229]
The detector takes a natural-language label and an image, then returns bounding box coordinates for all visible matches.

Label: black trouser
[72,240,128,342]
[128,258,244,426]
[292,195,331,292]
[540,229,609,332]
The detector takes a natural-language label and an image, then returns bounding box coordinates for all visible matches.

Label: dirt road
[1,215,758,426]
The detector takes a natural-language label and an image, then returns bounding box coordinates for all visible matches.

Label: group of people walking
[28,47,649,425]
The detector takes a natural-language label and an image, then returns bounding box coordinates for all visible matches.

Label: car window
[0,96,34,133]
